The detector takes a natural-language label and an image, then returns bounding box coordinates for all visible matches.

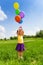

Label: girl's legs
[18,51,23,59]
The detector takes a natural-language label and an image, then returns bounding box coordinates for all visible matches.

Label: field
[0,38,43,65]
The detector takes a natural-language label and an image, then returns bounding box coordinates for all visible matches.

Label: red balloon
[15,15,21,23]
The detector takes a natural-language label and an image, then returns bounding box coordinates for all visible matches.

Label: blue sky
[0,0,43,38]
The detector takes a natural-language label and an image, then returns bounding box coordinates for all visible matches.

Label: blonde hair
[17,27,24,36]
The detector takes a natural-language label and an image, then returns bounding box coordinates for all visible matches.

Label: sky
[0,0,43,39]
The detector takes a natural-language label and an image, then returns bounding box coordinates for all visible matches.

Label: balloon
[19,11,25,18]
[19,20,23,24]
[15,9,20,15]
[13,2,19,9]
[15,15,21,23]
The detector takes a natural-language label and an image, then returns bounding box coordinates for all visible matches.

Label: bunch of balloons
[13,2,25,24]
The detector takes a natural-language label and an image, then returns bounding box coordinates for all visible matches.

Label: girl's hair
[17,30,18,34]
[17,28,24,36]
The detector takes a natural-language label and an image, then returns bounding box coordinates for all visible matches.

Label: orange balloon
[15,15,21,23]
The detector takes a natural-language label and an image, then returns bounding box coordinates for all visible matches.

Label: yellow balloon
[13,2,19,9]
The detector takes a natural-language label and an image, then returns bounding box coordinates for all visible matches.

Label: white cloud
[0,25,6,39]
[0,25,5,32]
[24,26,40,36]
[11,31,17,37]
[0,6,7,21]
[0,33,5,39]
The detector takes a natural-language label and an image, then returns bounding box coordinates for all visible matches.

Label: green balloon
[15,9,20,15]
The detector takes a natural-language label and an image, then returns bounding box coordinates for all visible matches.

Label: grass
[0,38,43,65]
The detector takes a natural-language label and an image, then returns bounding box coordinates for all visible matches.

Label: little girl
[16,26,25,59]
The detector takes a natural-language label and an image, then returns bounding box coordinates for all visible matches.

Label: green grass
[0,38,43,65]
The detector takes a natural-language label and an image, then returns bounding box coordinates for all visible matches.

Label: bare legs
[18,51,23,59]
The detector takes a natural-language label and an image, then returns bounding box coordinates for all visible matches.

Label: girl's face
[17,29,24,36]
